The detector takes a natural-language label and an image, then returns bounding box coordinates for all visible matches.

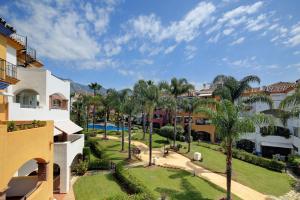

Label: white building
[239,81,300,158]
[4,36,84,194]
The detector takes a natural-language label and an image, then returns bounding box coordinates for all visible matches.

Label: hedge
[232,149,285,172]
[88,139,102,158]
[114,164,155,200]
[197,142,286,172]
[88,158,110,170]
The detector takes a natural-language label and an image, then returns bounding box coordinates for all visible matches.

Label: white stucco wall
[54,134,84,193]
[7,67,70,121]
[239,88,300,154]
[6,45,17,65]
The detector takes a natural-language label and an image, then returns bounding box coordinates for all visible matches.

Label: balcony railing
[10,33,37,60]
[0,58,18,84]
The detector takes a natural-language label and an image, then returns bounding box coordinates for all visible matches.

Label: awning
[261,141,293,149]
[54,120,83,135]
[54,128,62,136]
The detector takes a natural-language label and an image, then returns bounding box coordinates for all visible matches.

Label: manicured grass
[90,137,138,164]
[129,167,241,200]
[132,131,170,148]
[74,172,128,200]
[180,142,294,196]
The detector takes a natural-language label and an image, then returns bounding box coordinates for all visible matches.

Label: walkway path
[97,134,267,200]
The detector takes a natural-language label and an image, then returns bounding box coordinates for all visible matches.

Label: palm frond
[243,94,274,109]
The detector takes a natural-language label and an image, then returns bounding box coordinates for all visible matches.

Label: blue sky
[1,0,300,90]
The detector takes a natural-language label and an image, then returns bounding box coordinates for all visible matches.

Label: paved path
[97,134,267,200]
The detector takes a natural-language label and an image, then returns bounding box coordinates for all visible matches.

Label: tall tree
[179,98,201,152]
[71,94,85,127]
[213,75,273,107]
[101,89,118,139]
[142,81,161,166]
[88,82,102,130]
[121,93,137,160]
[159,78,194,147]
[133,80,148,140]
[114,88,131,151]
[279,84,300,126]
[196,99,273,200]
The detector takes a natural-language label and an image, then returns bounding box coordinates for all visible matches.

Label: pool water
[88,124,128,131]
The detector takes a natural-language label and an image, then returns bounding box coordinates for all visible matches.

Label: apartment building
[0,17,84,199]
[240,81,300,158]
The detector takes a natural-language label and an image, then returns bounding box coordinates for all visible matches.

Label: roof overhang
[261,141,293,149]
[54,120,83,135]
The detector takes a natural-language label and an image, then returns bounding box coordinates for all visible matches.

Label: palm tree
[121,93,137,159]
[279,84,300,125]
[179,97,201,152]
[159,78,194,147]
[142,81,161,166]
[88,82,102,130]
[82,94,93,131]
[101,89,118,139]
[116,89,131,151]
[133,80,148,140]
[196,99,273,200]
[71,94,85,127]
[213,75,273,107]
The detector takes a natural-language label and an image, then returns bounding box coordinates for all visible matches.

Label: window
[16,89,39,108]
[176,116,182,123]
[184,117,192,123]
[195,118,210,125]
[294,127,300,138]
[52,99,61,108]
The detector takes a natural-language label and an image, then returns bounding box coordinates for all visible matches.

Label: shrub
[89,139,102,158]
[7,121,16,132]
[159,125,184,140]
[83,147,91,162]
[88,159,110,170]
[72,160,88,175]
[114,164,155,200]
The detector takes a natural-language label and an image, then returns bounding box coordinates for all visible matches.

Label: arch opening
[5,158,49,199]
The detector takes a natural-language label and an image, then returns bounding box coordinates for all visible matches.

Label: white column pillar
[59,165,70,193]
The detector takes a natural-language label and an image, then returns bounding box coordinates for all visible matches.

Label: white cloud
[223,28,234,35]
[164,45,177,54]
[7,1,118,61]
[230,37,245,45]
[246,14,269,32]
[294,51,300,55]
[287,22,300,47]
[184,45,197,60]
[133,59,154,65]
[126,2,215,43]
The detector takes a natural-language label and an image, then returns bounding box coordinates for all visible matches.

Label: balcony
[9,33,43,67]
[0,58,18,85]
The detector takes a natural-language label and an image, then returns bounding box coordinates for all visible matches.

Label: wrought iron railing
[0,58,17,80]
[10,33,37,60]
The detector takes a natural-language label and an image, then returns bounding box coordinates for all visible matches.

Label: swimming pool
[88,124,128,131]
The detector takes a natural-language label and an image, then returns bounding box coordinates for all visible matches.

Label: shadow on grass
[155,169,216,200]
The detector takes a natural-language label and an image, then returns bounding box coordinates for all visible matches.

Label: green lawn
[179,143,294,196]
[129,167,241,200]
[89,137,139,164]
[132,131,170,148]
[74,172,128,200]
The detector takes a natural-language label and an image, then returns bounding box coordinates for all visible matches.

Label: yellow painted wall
[0,34,7,121]
[0,34,6,60]
[177,112,216,142]
[0,121,53,200]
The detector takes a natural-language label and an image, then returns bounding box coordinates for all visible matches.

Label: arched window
[49,93,68,110]
[15,89,39,108]
[52,99,62,108]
